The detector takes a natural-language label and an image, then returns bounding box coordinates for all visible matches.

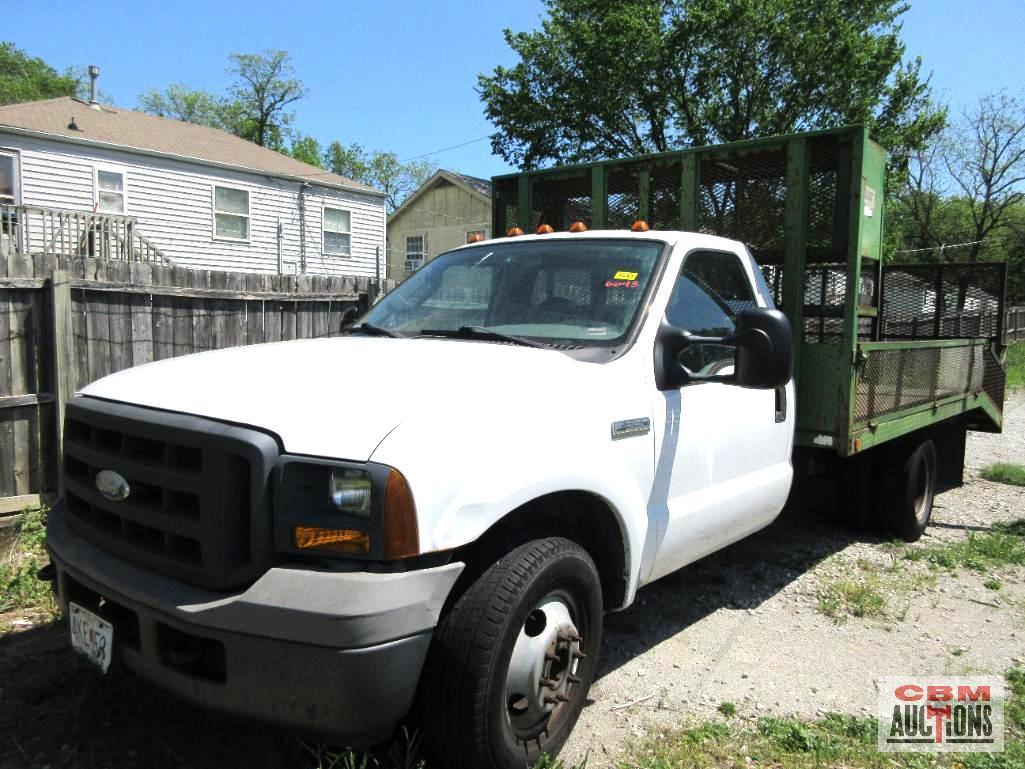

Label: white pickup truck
[47,229,795,767]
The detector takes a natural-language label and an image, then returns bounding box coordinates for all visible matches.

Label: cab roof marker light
[536,223,555,234]
[569,221,588,232]
[467,232,486,243]
[631,220,650,232]
[506,226,524,237]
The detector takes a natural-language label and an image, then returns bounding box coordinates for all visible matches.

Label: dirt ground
[0,395,1022,769]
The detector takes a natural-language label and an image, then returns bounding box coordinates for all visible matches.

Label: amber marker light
[568,221,588,232]
[382,469,420,559]
[536,223,555,234]
[294,526,370,554]
[631,220,650,232]
[467,232,486,243]
[506,226,524,237]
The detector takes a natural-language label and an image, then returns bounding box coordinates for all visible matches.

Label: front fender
[370,415,651,608]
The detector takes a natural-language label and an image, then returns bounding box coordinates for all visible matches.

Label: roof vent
[88,65,100,107]
[68,116,81,131]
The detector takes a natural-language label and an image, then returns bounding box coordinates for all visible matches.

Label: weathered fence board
[0,251,379,515]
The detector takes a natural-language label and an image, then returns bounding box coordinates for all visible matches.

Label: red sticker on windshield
[605,279,639,288]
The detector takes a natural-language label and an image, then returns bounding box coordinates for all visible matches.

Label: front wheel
[420,537,603,769]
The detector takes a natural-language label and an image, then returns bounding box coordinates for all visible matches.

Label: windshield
[363,239,665,346]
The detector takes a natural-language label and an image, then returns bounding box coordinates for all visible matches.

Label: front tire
[420,537,603,769]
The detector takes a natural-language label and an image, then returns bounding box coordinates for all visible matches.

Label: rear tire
[420,537,603,769]
[883,439,937,542]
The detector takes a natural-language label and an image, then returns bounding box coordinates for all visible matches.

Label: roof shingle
[0,97,381,195]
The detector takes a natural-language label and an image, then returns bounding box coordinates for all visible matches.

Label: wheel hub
[504,597,584,736]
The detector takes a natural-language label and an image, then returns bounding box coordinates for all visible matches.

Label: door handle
[775,386,787,423]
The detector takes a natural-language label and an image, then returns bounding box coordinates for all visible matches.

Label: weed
[0,507,55,618]
[1006,342,1025,392]
[985,578,1003,591]
[817,576,887,620]
[718,701,737,717]
[981,463,1025,487]
[903,519,1025,572]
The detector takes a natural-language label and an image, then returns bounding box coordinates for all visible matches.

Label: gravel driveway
[562,392,1025,766]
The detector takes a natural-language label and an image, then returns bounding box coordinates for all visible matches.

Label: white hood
[80,337,598,460]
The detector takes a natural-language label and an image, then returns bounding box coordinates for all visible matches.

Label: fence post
[51,268,75,497]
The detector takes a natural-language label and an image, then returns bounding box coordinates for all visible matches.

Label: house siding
[0,133,386,277]
[387,179,490,281]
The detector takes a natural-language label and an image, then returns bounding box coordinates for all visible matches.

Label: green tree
[325,142,437,212]
[288,134,324,168]
[0,42,78,105]
[137,83,227,127]
[478,0,945,173]
[138,50,307,149]
[226,50,307,149]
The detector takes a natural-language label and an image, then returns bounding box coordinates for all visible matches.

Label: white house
[0,97,386,277]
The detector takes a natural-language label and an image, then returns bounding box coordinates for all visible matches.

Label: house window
[405,235,426,271]
[323,207,351,255]
[0,153,16,206]
[96,169,125,214]
[466,229,486,243]
[213,185,250,240]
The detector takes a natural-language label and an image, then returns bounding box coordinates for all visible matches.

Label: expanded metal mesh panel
[607,167,641,230]
[493,177,519,234]
[854,344,985,422]
[697,149,788,265]
[805,136,849,263]
[531,173,591,231]
[983,347,1006,413]
[880,263,1006,340]
[649,161,684,230]
[761,264,784,306]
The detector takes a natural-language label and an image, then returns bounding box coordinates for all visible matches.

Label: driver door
[645,249,793,583]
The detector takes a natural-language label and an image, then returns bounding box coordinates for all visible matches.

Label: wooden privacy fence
[0,252,377,515]
[1007,307,1025,343]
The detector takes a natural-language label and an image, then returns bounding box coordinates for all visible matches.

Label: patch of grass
[718,701,737,717]
[301,729,428,769]
[817,575,888,620]
[1006,342,1025,392]
[624,668,1025,769]
[0,507,55,620]
[985,577,1003,591]
[903,518,1025,572]
[981,463,1025,487]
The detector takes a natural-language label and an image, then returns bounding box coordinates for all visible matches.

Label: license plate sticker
[69,602,113,673]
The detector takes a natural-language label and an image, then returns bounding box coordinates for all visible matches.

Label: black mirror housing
[655,307,793,390]
[732,308,793,389]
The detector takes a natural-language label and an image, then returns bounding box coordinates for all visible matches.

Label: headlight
[275,458,420,560]
[329,468,372,516]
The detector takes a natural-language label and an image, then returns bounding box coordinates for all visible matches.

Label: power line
[399,134,495,163]
[892,235,1014,255]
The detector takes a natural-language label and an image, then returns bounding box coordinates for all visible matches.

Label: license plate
[69,602,113,673]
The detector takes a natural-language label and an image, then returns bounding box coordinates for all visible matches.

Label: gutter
[0,125,387,199]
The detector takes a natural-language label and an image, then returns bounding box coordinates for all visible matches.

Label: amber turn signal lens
[506,226,524,237]
[568,221,588,233]
[631,220,650,232]
[536,223,555,234]
[383,468,420,559]
[294,526,370,554]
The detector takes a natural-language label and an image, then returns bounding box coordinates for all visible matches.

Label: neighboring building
[0,97,386,277]
[386,170,491,281]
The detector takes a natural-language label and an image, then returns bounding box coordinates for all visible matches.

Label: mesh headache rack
[492,126,1008,455]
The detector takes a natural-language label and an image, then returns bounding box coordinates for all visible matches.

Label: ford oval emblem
[95,470,131,502]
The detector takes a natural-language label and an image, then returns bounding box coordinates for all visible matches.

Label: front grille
[62,398,279,590]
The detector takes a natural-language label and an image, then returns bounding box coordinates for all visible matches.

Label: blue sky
[5,0,1024,180]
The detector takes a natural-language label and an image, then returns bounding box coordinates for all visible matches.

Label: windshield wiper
[343,322,406,339]
[418,326,548,349]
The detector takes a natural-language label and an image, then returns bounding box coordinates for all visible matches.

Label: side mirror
[340,306,360,331]
[654,307,793,390]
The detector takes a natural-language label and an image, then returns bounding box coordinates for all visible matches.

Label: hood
[80,337,596,460]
